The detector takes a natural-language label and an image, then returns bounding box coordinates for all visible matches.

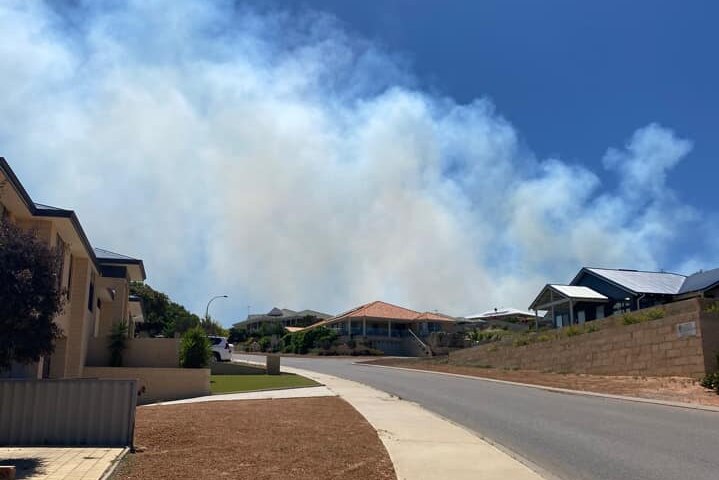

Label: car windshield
[209,337,222,345]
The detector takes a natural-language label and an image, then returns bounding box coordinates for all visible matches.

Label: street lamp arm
[205,295,229,320]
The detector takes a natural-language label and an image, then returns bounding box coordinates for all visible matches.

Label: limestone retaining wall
[450,298,719,378]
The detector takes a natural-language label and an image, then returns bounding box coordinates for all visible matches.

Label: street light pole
[205,295,228,321]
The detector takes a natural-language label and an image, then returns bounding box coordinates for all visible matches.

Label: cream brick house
[0,158,146,379]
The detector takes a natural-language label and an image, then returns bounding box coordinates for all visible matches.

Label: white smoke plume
[0,0,704,321]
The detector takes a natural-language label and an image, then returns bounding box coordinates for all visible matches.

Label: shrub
[467,329,512,344]
[282,326,338,354]
[564,325,582,337]
[180,326,211,368]
[705,302,719,314]
[700,372,719,394]
[622,308,665,325]
[108,321,128,367]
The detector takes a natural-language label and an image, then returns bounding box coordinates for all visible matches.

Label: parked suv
[208,336,233,362]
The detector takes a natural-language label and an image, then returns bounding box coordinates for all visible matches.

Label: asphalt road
[234,354,719,480]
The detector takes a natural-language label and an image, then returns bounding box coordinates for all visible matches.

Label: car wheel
[212,352,221,363]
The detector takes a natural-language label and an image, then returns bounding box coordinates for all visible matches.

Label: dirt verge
[112,397,396,480]
[366,357,719,407]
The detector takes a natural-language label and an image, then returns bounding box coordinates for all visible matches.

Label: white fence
[0,378,137,447]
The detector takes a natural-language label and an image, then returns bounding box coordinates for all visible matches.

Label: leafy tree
[282,326,337,354]
[179,326,211,368]
[228,326,247,344]
[129,282,201,337]
[201,315,228,336]
[0,220,64,370]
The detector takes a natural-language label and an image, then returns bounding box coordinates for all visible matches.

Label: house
[464,307,546,330]
[304,301,458,356]
[234,307,331,332]
[0,158,146,378]
[529,266,719,328]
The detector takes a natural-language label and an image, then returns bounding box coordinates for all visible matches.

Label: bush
[700,372,719,394]
[466,329,512,344]
[108,321,128,367]
[705,302,719,314]
[282,326,338,354]
[180,326,211,368]
[622,308,665,325]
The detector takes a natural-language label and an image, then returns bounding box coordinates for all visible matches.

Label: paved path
[280,363,543,479]
[235,354,719,480]
[0,447,124,480]
[149,385,335,405]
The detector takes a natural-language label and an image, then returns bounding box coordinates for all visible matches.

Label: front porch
[530,284,610,328]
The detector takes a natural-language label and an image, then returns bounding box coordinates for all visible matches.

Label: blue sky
[1,1,717,324]
[287,0,719,205]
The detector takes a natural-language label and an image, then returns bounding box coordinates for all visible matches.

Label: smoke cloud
[0,1,704,321]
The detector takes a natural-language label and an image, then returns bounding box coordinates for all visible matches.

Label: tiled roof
[333,301,421,321]
[414,311,457,322]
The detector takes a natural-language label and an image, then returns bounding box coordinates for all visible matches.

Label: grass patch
[210,374,319,394]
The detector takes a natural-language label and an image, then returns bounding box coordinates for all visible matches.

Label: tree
[129,282,201,337]
[200,315,228,337]
[227,326,247,344]
[0,220,64,370]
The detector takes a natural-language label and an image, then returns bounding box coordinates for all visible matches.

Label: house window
[87,278,95,312]
[94,299,102,337]
[66,255,74,300]
[55,234,66,290]
[596,305,605,319]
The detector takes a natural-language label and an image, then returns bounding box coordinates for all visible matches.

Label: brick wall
[450,298,719,378]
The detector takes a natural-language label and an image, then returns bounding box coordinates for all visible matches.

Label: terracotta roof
[333,301,421,321]
[414,311,456,322]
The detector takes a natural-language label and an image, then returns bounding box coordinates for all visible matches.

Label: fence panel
[0,378,137,447]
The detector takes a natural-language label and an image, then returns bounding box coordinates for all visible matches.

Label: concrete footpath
[280,364,545,480]
[151,385,335,405]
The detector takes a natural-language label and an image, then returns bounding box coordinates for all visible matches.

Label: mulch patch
[112,397,396,480]
[367,357,719,407]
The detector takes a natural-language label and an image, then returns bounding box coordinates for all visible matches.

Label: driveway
[235,354,719,480]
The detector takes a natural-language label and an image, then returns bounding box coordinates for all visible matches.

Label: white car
[208,335,233,362]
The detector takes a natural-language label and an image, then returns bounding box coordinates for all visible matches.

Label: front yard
[210,373,319,394]
[111,398,396,480]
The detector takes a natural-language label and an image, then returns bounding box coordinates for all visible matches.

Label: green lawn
[210,374,319,394]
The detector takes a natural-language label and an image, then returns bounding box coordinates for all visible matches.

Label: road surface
[234,354,719,480]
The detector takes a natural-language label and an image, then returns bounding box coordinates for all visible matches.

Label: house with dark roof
[1,158,148,379]
[234,307,332,332]
[303,300,459,356]
[529,266,719,328]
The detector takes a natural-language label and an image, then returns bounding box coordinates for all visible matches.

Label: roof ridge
[587,266,686,277]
